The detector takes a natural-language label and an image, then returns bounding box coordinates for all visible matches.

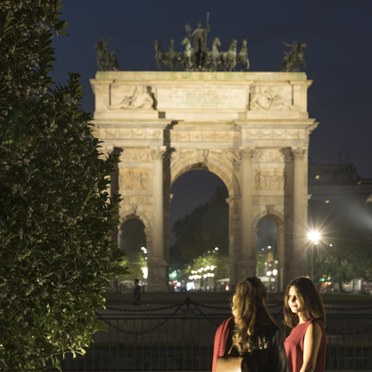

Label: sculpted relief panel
[121,149,152,163]
[255,168,286,191]
[243,128,304,141]
[109,84,155,110]
[120,168,151,191]
[250,84,293,111]
[253,148,284,163]
[99,128,163,140]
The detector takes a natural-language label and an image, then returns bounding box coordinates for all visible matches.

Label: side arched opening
[256,215,285,292]
[119,217,148,292]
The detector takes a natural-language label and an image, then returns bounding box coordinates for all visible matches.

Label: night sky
[51,0,372,220]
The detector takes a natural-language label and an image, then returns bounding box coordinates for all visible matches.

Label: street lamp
[307,230,320,281]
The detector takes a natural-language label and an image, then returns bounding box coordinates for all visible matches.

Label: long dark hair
[284,276,325,328]
[231,276,276,353]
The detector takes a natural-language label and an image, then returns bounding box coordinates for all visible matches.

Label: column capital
[150,146,167,161]
[240,146,256,160]
[291,147,307,160]
[226,150,241,172]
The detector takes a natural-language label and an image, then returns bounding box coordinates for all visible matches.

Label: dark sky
[51,0,372,219]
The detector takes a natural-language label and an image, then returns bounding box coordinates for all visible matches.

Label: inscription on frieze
[157,87,246,109]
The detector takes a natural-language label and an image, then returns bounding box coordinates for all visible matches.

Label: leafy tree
[184,250,229,283]
[0,1,126,370]
[171,186,228,264]
[315,229,372,288]
[119,254,147,283]
[310,197,372,287]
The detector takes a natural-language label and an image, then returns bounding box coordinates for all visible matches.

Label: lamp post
[307,230,320,281]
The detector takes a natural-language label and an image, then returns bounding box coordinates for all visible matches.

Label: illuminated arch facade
[91,71,317,291]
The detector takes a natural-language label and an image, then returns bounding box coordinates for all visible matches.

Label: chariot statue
[154,13,250,72]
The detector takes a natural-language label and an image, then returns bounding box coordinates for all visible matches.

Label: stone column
[277,225,285,292]
[237,147,256,281]
[147,146,168,292]
[225,196,237,287]
[289,147,308,281]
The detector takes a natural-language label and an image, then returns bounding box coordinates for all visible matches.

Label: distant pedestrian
[284,277,326,372]
[132,278,141,305]
[212,276,288,372]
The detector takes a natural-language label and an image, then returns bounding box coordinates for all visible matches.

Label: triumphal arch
[91,71,317,291]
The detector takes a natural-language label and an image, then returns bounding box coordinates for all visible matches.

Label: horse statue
[181,37,194,71]
[164,39,178,71]
[154,40,165,70]
[222,39,237,71]
[208,37,222,71]
[281,41,306,72]
[96,39,119,71]
[237,38,250,70]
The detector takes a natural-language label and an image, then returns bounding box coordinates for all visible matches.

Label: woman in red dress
[284,277,326,372]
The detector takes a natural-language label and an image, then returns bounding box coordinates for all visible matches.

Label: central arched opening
[256,216,279,292]
[169,169,229,291]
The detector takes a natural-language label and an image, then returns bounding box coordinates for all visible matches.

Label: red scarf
[212,316,234,372]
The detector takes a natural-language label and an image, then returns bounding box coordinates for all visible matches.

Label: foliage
[315,230,372,285]
[0,1,126,370]
[184,250,229,282]
[310,197,372,285]
[119,254,147,282]
[171,186,228,264]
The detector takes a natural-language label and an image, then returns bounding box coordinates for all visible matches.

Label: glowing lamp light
[307,229,321,281]
[307,230,320,244]
[141,267,148,279]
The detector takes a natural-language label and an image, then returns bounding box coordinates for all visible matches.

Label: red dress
[284,319,326,372]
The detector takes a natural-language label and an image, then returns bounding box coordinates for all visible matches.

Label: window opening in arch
[169,170,229,292]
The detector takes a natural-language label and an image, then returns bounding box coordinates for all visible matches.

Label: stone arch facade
[91,71,318,291]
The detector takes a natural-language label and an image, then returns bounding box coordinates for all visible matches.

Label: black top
[228,323,289,372]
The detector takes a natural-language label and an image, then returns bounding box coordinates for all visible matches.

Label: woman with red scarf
[212,277,288,372]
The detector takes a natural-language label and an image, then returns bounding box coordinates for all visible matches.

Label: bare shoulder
[306,320,322,339]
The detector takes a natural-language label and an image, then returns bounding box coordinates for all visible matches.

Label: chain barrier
[325,304,372,311]
[97,296,372,339]
[326,322,372,337]
[105,301,182,313]
[191,302,226,326]
[97,301,185,335]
